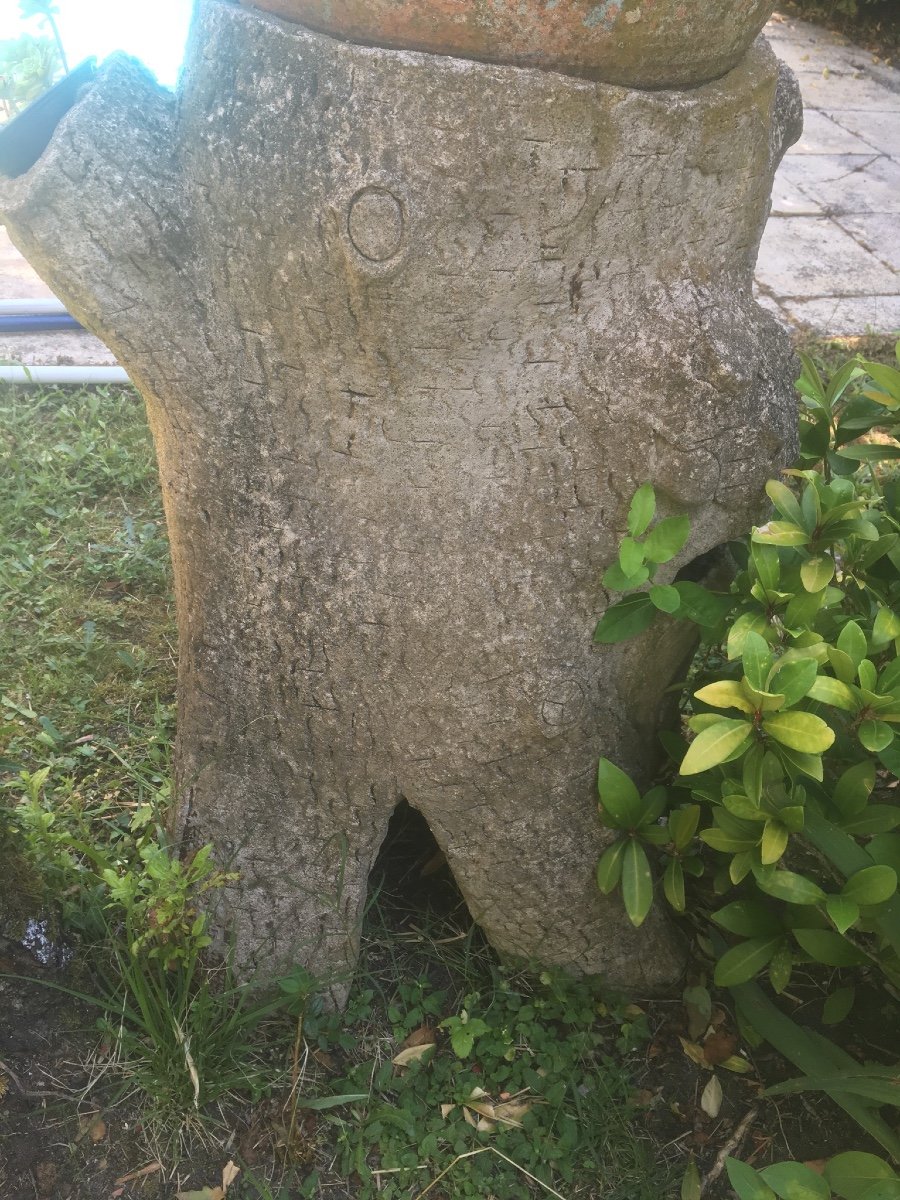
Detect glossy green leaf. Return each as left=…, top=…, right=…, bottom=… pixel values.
left=669, top=804, right=700, bottom=851
left=596, top=758, right=643, bottom=827
left=760, top=1161, right=831, bottom=1200
left=806, top=676, right=859, bottom=712
left=768, top=941, right=793, bottom=994
left=752, top=542, right=781, bottom=592
left=793, top=928, right=868, bottom=967
left=714, top=937, right=782, bottom=986
left=728, top=612, right=771, bottom=661
left=768, top=659, right=818, bottom=709
left=602, top=561, right=650, bottom=591
left=673, top=581, right=734, bottom=628
left=681, top=719, right=753, bottom=775
left=622, top=839, right=653, bottom=928
left=786, top=589, right=827, bottom=630
left=744, top=631, right=774, bottom=692
left=723, top=792, right=766, bottom=821
left=663, top=857, right=685, bottom=912
left=873, top=607, right=900, bottom=648
left=766, top=479, right=806, bottom=527
left=867, top=833, right=900, bottom=873
left=644, top=514, right=691, bottom=564
left=593, top=593, right=657, bottom=643
left=776, top=745, right=824, bottom=782
left=861, top=360, right=900, bottom=404
left=694, top=680, right=755, bottom=714
left=825, top=1152, right=896, bottom=1200
left=596, top=839, right=626, bottom=894
left=649, top=583, right=681, bottom=613
left=822, top=985, right=856, bottom=1026
left=763, top=711, right=835, bottom=753
left=824, top=517, right=880, bottom=541
left=767, top=1070, right=900, bottom=1108
left=627, top=483, right=656, bottom=538
left=842, top=865, right=898, bottom=906
left=801, top=556, right=835, bottom=593
left=754, top=867, right=825, bottom=906
left=837, top=443, right=900, bottom=463
left=700, top=825, right=758, bottom=854
left=681, top=1158, right=701, bottom=1200
left=713, top=900, right=782, bottom=938
left=857, top=1180, right=900, bottom=1200
left=619, top=536, right=645, bottom=577
left=859, top=720, right=894, bottom=753
left=761, top=820, right=789, bottom=865
left=827, top=646, right=858, bottom=685
left=726, top=1158, right=777, bottom=1200
left=826, top=895, right=860, bottom=936
left=753, top=521, right=809, bottom=547
left=841, top=806, right=900, bottom=835
left=838, top=621, right=868, bottom=668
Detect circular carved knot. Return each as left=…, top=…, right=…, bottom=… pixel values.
left=347, top=186, right=404, bottom=263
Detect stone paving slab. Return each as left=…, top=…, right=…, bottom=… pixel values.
left=0, top=10, right=898, bottom=366
left=756, top=11, right=900, bottom=334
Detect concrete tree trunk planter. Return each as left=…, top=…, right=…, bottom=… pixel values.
left=0, top=0, right=801, bottom=998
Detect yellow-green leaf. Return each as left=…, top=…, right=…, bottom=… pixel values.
left=762, top=711, right=835, bottom=753
left=761, top=821, right=789, bottom=866
left=622, top=839, right=653, bottom=928
left=806, top=676, right=859, bottom=712
left=753, top=521, right=809, bottom=547
left=693, top=681, right=755, bottom=714
left=800, top=556, right=834, bottom=593
left=680, top=719, right=754, bottom=776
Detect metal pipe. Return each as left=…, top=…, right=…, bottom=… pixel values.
left=0, top=299, right=69, bottom=316
left=0, top=365, right=129, bottom=386
left=0, top=314, right=83, bottom=331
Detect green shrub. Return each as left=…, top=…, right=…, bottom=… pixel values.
left=594, top=344, right=900, bottom=1161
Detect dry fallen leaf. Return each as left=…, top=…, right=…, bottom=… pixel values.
left=493, top=1098, right=532, bottom=1125
left=678, top=1037, right=709, bottom=1068
left=401, top=1025, right=437, bottom=1050
left=392, top=1025, right=437, bottom=1068
left=440, top=1103, right=455, bottom=1119
left=175, top=1189, right=224, bottom=1200
left=89, top=1118, right=107, bottom=1143
left=703, top=1031, right=738, bottom=1066
left=700, top=1074, right=723, bottom=1119
left=312, top=1047, right=337, bottom=1072
left=392, top=1043, right=435, bottom=1068
left=115, top=1162, right=162, bottom=1185
left=222, top=1162, right=240, bottom=1192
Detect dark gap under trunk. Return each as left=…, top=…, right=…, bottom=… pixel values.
left=367, top=800, right=470, bottom=929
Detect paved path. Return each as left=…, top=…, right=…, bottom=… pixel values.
left=757, top=12, right=900, bottom=334
left=0, top=12, right=898, bottom=367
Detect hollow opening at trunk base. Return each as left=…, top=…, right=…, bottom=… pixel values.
left=367, top=800, right=472, bottom=933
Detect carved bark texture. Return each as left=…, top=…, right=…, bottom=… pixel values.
left=0, top=0, right=802, bottom=996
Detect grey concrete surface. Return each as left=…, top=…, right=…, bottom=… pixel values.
left=756, top=11, right=900, bottom=333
